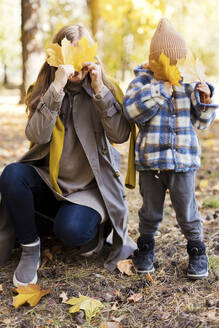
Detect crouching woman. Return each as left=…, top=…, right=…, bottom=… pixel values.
left=0, top=24, right=136, bottom=287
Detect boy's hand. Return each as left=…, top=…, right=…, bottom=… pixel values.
left=164, top=82, right=173, bottom=96
left=196, top=81, right=210, bottom=96
left=196, top=81, right=211, bottom=104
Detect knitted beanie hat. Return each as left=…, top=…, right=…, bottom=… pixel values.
left=149, top=18, right=187, bottom=65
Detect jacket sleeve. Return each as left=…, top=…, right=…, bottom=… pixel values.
left=93, top=87, right=130, bottom=143
left=189, top=82, right=218, bottom=130
left=123, top=75, right=171, bottom=124
left=25, top=83, right=65, bottom=144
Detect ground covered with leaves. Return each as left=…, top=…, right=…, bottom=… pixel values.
left=0, top=91, right=218, bottom=328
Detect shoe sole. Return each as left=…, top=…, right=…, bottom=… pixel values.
left=13, top=261, right=40, bottom=287
left=135, top=267, right=155, bottom=274
left=187, top=272, right=208, bottom=279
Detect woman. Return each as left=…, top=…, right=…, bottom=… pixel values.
left=0, top=25, right=136, bottom=287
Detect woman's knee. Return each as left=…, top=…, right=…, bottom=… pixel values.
left=0, top=163, right=25, bottom=193
left=54, top=216, right=98, bottom=247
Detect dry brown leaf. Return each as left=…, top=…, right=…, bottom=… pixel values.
left=112, top=314, right=126, bottom=323
left=117, top=259, right=134, bottom=276
left=12, top=284, right=51, bottom=308
left=0, top=284, right=3, bottom=293
left=40, top=248, right=53, bottom=269
left=207, top=310, right=217, bottom=321
left=127, top=293, right=143, bottom=303
left=99, top=322, right=122, bottom=328
left=111, top=302, right=118, bottom=311
left=146, top=272, right=155, bottom=284
left=113, top=290, right=121, bottom=298
left=2, top=318, right=12, bottom=325
left=59, top=291, right=68, bottom=303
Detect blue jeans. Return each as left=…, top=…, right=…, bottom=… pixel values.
left=0, top=163, right=101, bottom=245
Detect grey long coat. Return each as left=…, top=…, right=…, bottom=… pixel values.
left=0, top=80, right=136, bottom=270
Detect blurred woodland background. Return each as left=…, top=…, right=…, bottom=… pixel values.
left=1, top=0, right=219, bottom=102
left=0, top=2, right=219, bottom=327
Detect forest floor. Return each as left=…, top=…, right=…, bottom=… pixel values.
left=0, top=89, right=218, bottom=328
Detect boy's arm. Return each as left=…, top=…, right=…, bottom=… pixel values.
left=190, top=82, right=218, bottom=130
left=123, top=75, right=171, bottom=124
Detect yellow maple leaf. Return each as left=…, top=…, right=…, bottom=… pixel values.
left=65, top=293, right=103, bottom=322
left=12, top=284, right=51, bottom=308
left=46, top=37, right=98, bottom=71
left=150, top=52, right=181, bottom=86
left=177, top=50, right=206, bottom=83
left=46, top=43, right=64, bottom=67
left=73, top=37, right=98, bottom=71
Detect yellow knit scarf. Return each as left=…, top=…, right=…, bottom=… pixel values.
left=28, top=79, right=136, bottom=194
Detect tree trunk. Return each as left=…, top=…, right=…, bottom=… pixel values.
left=20, top=0, right=44, bottom=103
left=3, top=64, right=8, bottom=87
left=87, top=0, right=99, bottom=39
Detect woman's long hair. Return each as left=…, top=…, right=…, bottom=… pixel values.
left=26, top=25, right=117, bottom=118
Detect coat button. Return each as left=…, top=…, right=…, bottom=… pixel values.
left=115, top=171, right=120, bottom=177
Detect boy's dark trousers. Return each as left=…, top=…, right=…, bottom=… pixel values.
left=138, top=170, right=203, bottom=241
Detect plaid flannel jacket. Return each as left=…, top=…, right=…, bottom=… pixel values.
left=123, top=67, right=217, bottom=172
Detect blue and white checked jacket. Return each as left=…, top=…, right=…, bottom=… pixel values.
left=123, top=67, right=217, bottom=172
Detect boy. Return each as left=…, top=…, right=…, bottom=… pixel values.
left=123, top=18, right=218, bottom=279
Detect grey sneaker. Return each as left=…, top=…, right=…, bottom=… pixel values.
left=13, top=238, right=40, bottom=287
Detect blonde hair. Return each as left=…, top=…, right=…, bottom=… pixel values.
left=26, top=24, right=116, bottom=117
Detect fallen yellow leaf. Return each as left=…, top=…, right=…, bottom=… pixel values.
left=65, top=294, right=103, bottom=322
left=46, top=37, right=98, bottom=71
left=199, top=179, right=209, bottom=189
left=150, top=52, right=181, bottom=86
left=127, top=293, right=143, bottom=303
left=177, top=50, right=205, bottom=83
left=117, top=259, right=134, bottom=276
left=12, top=284, right=51, bottom=308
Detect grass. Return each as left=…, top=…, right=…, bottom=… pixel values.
left=202, top=197, right=219, bottom=209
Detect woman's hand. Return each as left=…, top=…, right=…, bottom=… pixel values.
left=196, top=81, right=211, bottom=104
left=83, top=62, right=105, bottom=95
left=53, top=65, right=75, bottom=92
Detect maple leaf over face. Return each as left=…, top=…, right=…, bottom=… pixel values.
left=12, top=284, right=51, bottom=308
left=150, top=52, right=181, bottom=86
left=65, top=294, right=103, bottom=322
left=177, top=50, right=206, bottom=83
left=46, top=37, right=98, bottom=72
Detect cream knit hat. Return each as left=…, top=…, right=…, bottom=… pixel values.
left=149, top=18, right=187, bottom=65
